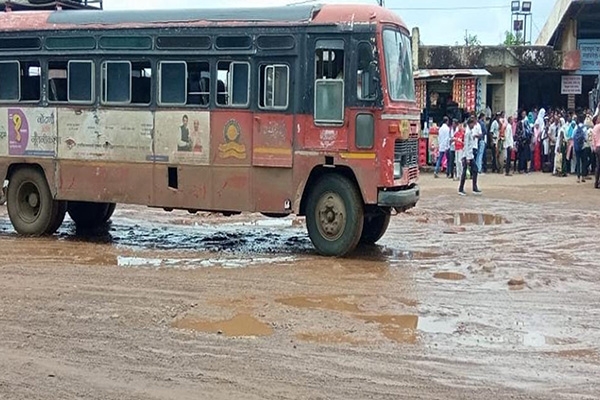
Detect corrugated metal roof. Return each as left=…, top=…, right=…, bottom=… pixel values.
left=413, top=69, right=491, bottom=79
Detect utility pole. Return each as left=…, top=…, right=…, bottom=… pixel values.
left=378, top=0, right=385, bottom=6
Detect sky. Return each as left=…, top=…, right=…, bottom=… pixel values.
left=102, top=0, right=556, bottom=45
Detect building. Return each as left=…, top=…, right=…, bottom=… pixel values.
left=412, top=26, right=562, bottom=126
left=537, top=0, right=600, bottom=109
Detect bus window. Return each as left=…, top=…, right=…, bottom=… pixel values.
left=48, top=61, right=68, bottom=102
left=159, top=61, right=187, bottom=106
left=357, top=42, right=376, bottom=101
left=216, top=61, right=250, bottom=107
left=68, top=61, right=94, bottom=104
left=101, top=61, right=151, bottom=105
left=259, top=64, right=289, bottom=110
left=187, top=61, right=210, bottom=106
left=131, top=61, right=152, bottom=105
left=102, top=61, right=131, bottom=104
left=0, top=61, right=19, bottom=101
left=314, top=40, right=344, bottom=124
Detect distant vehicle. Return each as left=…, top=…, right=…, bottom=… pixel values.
left=0, top=3, right=419, bottom=256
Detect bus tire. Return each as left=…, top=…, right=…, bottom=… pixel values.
left=103, top=203, right=117, bottom=223
left=6, top=167, right=60, bottom=236
left=46, top=200, right=68, bottom=235
left=305, top=174, right=364, bottom=257
left=68, top=201, right=110, bottom=229
left=359, top=207, right=391, bottom=245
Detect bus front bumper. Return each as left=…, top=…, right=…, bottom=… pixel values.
left=377, top=185, right=420, bottom=212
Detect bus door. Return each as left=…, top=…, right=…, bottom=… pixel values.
left=304, top=38, right=348, bottom=151
left=252, top=62, right=294, bottom=213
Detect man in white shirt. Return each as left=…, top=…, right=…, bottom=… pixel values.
left=434, top=116, right=451, bottom=178
left=458, top=117, right=482, bottom=196
left=504, top=116, right=515, bottom=176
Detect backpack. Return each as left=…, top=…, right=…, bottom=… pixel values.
left=574, top=126, right=586, bottom=150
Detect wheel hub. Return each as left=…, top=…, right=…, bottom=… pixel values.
left=28, top=193, right=39, bottom=208
left=316, top=193, right=346, bottom=241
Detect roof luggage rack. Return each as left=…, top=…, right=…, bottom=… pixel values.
left=1, top=0, right=103, bottom=11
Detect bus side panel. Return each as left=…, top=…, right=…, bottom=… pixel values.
left=209, top=111, right=253, bottom=212
left=152, top=110, right=212, bottom=210
left=0, top=106, right=58, bottom=195
left=151, top=165, right=211, bottom=211
left=253, top=167, right=294, bottom=213
left=55, top=108, right=154, bottom=204
left=57, top=160, right=153, bottom=204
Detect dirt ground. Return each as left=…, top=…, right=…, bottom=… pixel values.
left=1, top=172, right=600, bottom=400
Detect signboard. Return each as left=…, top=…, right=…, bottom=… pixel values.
left=578, top=39, right=600, bottom=75
left=561, top=75, right=582, bottom=95
left=567, top=94, right=575, bottom=110
left=57, top=109, right=153, bottom=162
left=153, top=111, right=211, bottom=165
left=0, top=107, right=57, bottom=157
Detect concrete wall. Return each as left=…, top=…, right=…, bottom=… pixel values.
left=418, top=45, right=561, bottom=70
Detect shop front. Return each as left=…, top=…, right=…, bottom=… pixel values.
left=414, top=69, right=490, bottom=165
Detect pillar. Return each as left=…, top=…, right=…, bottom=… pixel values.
left=504, top=68, right=519, bottom=115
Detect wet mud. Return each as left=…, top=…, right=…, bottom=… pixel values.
left=1, top=173, right=600, bottom=399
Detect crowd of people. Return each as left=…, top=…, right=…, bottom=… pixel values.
left=432, top=106, right=600, bottom=195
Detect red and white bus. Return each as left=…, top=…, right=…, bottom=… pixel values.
left=0, top=3, right=419, bottom=256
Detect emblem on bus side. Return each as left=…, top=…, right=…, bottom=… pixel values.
left=218, top=119, right=246, bottom=160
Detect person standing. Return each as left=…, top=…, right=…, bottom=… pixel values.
left=447, top=119, right=458, bottom=179
left=476, top=113, right=488, bottom=174
left=504, top=116, right=514, bottom=176
left=573, top=115, right=587, bottom=183
left=454, top=121, right=466, bottom=181
left=518, top=111, right=532, bottom=173
left=489, top=113, right=500, bottom=173
left=434, top=116, right=451, bottom=178
left=458, top=117, right=482, bottom=196
left=592, top=117, right=600, bottom=188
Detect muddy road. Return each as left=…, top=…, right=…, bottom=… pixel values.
left=1, top=173, right=599, bottom=400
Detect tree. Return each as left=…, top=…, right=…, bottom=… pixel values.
left=503, top=31, right=523, bottom=46
left=464, top=31, right=481, bottom=47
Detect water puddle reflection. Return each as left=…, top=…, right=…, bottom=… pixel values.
left=433, top=272, right=466, bottom=281
left=446, top=213, right=507, bottom=226
left=172, top=313, right=273, bottom=337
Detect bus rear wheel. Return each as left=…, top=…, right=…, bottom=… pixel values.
left=6, top=167, right=64, bottom=235
left=68, top=201, right=114, bottom=229
left=305, top=174, right=364, bottom=257
left=360, top=207, right=391, bottom=245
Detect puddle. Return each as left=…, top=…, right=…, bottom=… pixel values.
left=433, top=272, right=466, bottom=281
left=117, top=255, right=294, bottom=269
left=172, top=313, right=273, bottom=337
left=276, top=295, right=361, bottom=313
left=296, top=332, right=365, bottom=345
left=446, top=213, right=507, bottom=226
left=356, top=314, right=458, bottom=344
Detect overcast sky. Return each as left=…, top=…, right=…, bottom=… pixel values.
left=102, top=0, right=555, bottom=46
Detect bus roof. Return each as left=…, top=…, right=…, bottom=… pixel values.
left=0, top=4, right=408, bottom=32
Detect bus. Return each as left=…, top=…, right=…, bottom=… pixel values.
left=0, top=3, right=420, bottom=257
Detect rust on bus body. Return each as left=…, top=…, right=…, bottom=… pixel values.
left=0, top=5, right=408, bottom=33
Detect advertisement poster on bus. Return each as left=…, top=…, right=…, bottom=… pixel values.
left=0, top=108, right=57, bottom=158
left=57, top=109, right=153, bottom=162
left=153, top=111, right=210, bottom=165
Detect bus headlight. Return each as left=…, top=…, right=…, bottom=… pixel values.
left=394, top=161, right=402, bottom=179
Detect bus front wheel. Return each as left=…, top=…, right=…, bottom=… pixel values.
left=68, top=201, right=114, bottom=229
left=6, top=167, right=65, bottom=235
left=305, top=174, right=364, bottom=257
left=359, top=207, right=391, bottom=245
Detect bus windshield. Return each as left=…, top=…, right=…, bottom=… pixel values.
left=382, top=29, right=415, bottom=102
